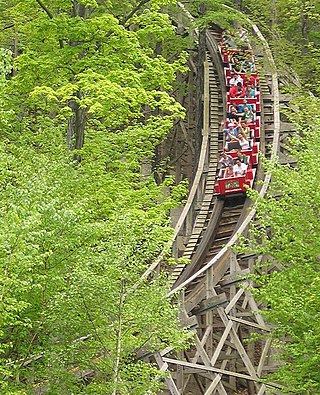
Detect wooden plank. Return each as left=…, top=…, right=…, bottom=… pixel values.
left=220, top=268, right=250, bottom=286
left=163, top=357, right=261, bottom=382
left=224, top=288, right=245, bottom=314
left=154, top=353, right=181, bottom=395
left=227, top=316, right=271, bottom=332
left=194, top=294, right=228, bottom=315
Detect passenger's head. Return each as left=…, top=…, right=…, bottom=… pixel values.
left=228, top=163, right=233, bottom=168
left=238, top=132, right=243, bottom=139
left=236, top=159, right=241, bottom=165
left=237, top=82, right=242, bottom=87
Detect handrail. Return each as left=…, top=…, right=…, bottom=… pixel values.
left=205, top=30, right=227, bottom=115
left=168, top=21, right=281, bottom=296
left=128, top=59, right=211, bottom=290
left=171, top=59, right=210, bottom=242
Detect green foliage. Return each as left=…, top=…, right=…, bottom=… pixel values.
left=0, top=0, right=192, bottom=393
left=239, top=0, right=320, bottom=92
left=245, top=96, right=320, bottom=393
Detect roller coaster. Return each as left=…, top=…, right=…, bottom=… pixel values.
left=146, top=16, right=296, bottom=395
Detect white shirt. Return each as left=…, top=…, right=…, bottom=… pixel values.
left=229, top=75, right=244, bottom=86
left=233, top=162, right=247, bottom=176
left=239, top=139, right=250, bottom=150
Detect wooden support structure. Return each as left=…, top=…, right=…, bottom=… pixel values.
left=153, top=10, right=288, bottom=393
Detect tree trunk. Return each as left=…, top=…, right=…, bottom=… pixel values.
left=300, top=1, right=309, bottom=56
left=72, top=0, right=87, bottom=18
left=67, top=96, right=88, bottom=162
left=12, top=29, right=19, bottom=76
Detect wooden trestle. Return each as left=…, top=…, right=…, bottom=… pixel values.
left=154, top=21, right=294, bottom=395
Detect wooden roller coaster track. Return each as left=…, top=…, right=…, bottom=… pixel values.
left=144, top=9, right=296, bottom=395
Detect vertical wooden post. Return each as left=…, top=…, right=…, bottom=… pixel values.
left=205, top=265, right=214, bottom=392
left=228, top=252, right=237, bottom=389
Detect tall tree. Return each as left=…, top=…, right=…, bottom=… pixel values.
left=238, top=0, right=320, bottom=90
left=245, top=97, right=320, bottom=394
left=0, top=1, right=193, bottom=393
left=0, top=0, right=187, bottom=155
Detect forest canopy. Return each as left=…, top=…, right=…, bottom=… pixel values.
left=1, top=0, right=320, bottom=394
left=0, top=1, right=192, bottom=393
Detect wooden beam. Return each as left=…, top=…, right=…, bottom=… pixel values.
left=183, top=350, right=206, bottom=393
left=217, top=352, right=241, bottom=361
left=257, top=338, right=272, bottom=377
left=163, top=357, right=260, bottom=382
left=154, top=353, right=181, bottom=395
left=220, top=269, right=250, bottom=287
left=193, top=334, right=230, bottom=395
left=211, top=320, right=233, bottom=365
left=194, top=294, right=228, bottom=315
left=224, top=288, right=245, bottom=314
left=184, top=283, right=206, bottom=313
left=245, top=290, right=267, bottom=327
left=227, top=316, right=271, bottom=332
left=257, top=383, right=267, bottom=395
left=217, top=307, right=258, bottom=378
left=192, top=326, right=212, bottom=363
left=182, top=326, right=212, bottom=393
left=204, top=375, right=226, bottom=395
left=179, top=309, right=198, bottom=330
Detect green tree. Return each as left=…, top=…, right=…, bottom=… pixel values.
left=246, top=97, right=320, bottom=393
left=0, top=0, right=187, bottom=155
left=238, top=0, right=320, bottom=91
left=0, top=1, right=192, bottom=393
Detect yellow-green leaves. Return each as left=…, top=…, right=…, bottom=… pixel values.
left=0, top=1, right=191, bottom=393
left=247, top=95, right=320, bottom=393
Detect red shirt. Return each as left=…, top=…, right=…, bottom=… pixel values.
left=244, top=74, right=259, bottom=87
left=230, top=85, right=245, bottom=98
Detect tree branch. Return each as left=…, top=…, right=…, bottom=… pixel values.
left=112, top=280, right=125, bottom=395
left=35, top=0, right=64, bottom=48
left=120, top=0, right=151, bottom=26
left=35, top=0, right=54, bottom=19
left=3, top=23, right=15, bottom=30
